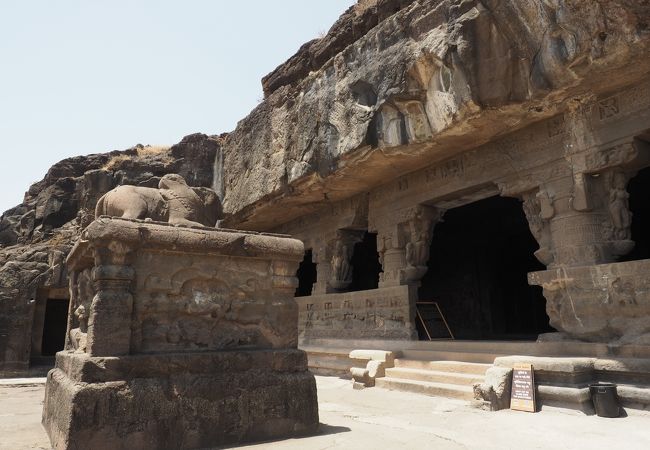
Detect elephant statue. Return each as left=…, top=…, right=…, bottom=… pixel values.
left=95, top=173, right=222, bottom=227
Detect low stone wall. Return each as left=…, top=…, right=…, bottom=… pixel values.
left=297, top=284, right=418, bottom=341
left=42, top=218, right=318, bottom=450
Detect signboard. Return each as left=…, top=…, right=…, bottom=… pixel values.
left=510, top=363, right=536, bottom=412
left=415, top=302, right=454, bottom=340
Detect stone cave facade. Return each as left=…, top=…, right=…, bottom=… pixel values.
left=3, top=0, right=650, bottom=377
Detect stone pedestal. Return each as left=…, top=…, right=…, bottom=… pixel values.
left=42, top=218, right=318, bottom=450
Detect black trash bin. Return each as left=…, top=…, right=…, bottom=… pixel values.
left=589, top=383, right=620, bottom=418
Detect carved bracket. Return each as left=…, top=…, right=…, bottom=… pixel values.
left=372, top=204, right=443, bottom=287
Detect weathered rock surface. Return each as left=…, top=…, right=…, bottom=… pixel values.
left=262, top=0, right=418, bottom=96
left=0, top=134, right=222, bottom=376
left=221, top=0, right=650, bottom=230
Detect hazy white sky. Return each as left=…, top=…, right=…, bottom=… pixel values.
left=0, top=0, right=354, bottom=213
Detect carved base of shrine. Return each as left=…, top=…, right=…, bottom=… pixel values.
left=42, top=218, right=318, bottom=450
left=529, top=259, right=650, bottom=344
left=42, top=349, right=318, bottom=450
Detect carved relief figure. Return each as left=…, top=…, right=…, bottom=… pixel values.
left=405, top=207, right=435, bottom=268
left=330, top=237, right=353, bottom=288
left=95, top=173, right=222, bottom=227
left=607, top=171, right=632, bottom=241
left=68, top=268, right=94, bottom=353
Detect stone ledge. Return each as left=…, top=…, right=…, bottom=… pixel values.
left=68, top=217, right=304, bottom=270
left=54, top=349, right=309, bottom=383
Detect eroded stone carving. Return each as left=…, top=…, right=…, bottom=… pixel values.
left=522, top=191, right=553, bottom=266
left=43, top=218, right=318, bottom=450
left=329, top=231, right=357, bottom=291
left=605, top=170, right=632, bottom=241
left=404, top=205, right=442, bottom=282
left=298, top=284, right=418, bottom=341
left=529, top=259, right=650, bottom=344
left=373, top=204, right=442, bottom=287
left=95, top=173, right=222, bottom=227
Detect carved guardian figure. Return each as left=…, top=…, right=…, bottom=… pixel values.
left=95, top=173, right=222, bottom=227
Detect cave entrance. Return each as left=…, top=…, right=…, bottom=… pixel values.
left=418, top=195, right=554, bottom=340
left=620, top=166, right=650, bottom=262
left=295, top=249, right=317, bottom=297
left=41, top=298, right=70, bottom=356
left=349, top=232, right=381, bottom=292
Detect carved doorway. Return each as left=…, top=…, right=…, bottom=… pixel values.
left=620, top=166, right=650, bottom=262
left=418, top=195, right=554, bottom=340
left=295, top=249, right=317, bottom=297
left=348, top=232, right=381, bottom=292
left=41, top=298, right=69, bottom=356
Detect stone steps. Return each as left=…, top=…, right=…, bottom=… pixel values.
left=376, top=357, right=488, bottom=401
left=399, top=349, right=501, bottom=364
left=301, top=345, right=353, bottom=378
left=393, top=359, right=491, bottom=375
left=374, top=377, right=476, bottom=400
left=385, top=367, right=485, bottom=385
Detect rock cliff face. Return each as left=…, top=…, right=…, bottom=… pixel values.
left=220, top=0, right=650, bottom=230
left=0, top=133, right=221, bottom=375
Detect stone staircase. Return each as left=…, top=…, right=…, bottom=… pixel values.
left=375, top=359, right=490, bottom=400
left=300, top=345, right=354, bottom=377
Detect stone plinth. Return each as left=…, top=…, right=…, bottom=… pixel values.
left=298, top=285, right=418, bottom=342
left=529, top=259, right=650, bottom=344
left=42, top=217, right=318, bottom=450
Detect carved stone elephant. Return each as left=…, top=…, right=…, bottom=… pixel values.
left=95, top=174, right=222, bottom=227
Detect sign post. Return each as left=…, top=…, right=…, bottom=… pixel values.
left=510, top=363, right=536, bottom=412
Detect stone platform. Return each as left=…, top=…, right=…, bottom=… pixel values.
left=42, top=218, right=319, bottom=450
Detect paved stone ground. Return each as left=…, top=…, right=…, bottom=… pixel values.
left=1, top=376, right=649, bottom=450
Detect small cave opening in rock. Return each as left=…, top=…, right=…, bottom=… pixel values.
left=619, top=166, right=650, bottom=263
left=418, top=195, right=554, bottom=340
left=295, top=249, right=317, bottom=297
left=349, top=232, right=381, bottom=292
left=41, top=298, right=70, bottom=356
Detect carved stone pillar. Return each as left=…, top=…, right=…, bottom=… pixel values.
left=520, top=173, right=634, bottom=268
left=509, top=138, right=644, bottom=268
left=87, top=241, right=135, bottom=356
left=372, top=205, right=443, bottom=288
left=547, top=174, right=613, bottom=267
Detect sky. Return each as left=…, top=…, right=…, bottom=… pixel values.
left=0, top=0, right=354, bottom=214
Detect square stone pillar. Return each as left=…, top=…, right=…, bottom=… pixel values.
left=370, top=204, right=442, bottom=288
left=42, top=217, right=318, bottom=450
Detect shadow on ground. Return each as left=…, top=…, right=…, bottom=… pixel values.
left=224, top=423, right=351, bottom=449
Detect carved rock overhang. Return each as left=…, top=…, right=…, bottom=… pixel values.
left=221, top=0, right=650, bottom=232
left=67, top=217, right=304, bottom=270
